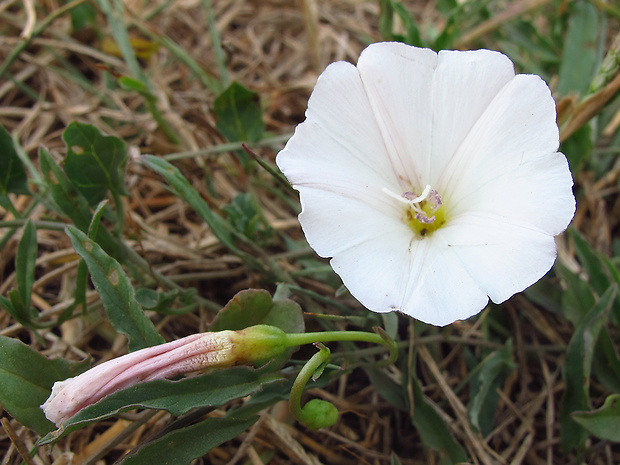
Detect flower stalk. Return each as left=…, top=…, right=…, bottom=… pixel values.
left=288, top=343, right=338, bottom=430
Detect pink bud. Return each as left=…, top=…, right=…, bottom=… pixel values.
left=42, top=326, right=290, bottom=426
left=42, top=330, right=239, bottom=426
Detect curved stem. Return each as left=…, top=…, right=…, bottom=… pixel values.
left=289, top=343, right=331, bottom=425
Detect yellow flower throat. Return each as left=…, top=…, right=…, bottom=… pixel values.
left=383, top=185, right=446, bottom=237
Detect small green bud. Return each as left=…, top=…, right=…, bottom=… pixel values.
left=299, top=399, right=339, bottom=430
left=230, top=325, right=289, bottom=363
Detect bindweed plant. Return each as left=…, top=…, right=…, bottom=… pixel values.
left=1, top=1, right=620, bottom=464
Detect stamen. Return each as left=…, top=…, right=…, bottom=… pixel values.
left=382, top=184, right=447, bottom=233
left=382, top=184, right=432, bottom=205
left=415, top=212, right=435, bottom=224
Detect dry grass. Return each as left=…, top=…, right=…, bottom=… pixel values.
left=1, top=0, right=620, bottom=464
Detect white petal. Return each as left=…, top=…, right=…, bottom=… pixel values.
left=453, top=152, right=575, bottom=235
left=330, top=234, right=489, bottom=326
left=429, top=50, right=515, bottom=186
left=276, top=60, right=401, bottom=198
left=296, top=185, right=406, bottom=258
left=356, top=42, right=437, bottom=191
left=399, top=243, right=490, bottom=326
left=439, top=74, right=561, bottom=204
left=436, top=216, right=559, bottom=303
left=328, top=230, right=419, bottom=314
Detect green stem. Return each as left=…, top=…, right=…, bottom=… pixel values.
left=0, top=219, right=68, bottom=231
left=288, top=343, right=337, bottom=430
left=202, top=0, right=229, bottom=89
left=284, top=329, right=398, bottom=365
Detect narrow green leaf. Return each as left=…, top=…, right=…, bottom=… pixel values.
left=560, top=125, right=593, bottom=176
left=392, top=1, right=424, bottom=47
left=0, top=123, right=28, bottom=196
left=94, top=0, right=149, bottom=88
left=572, top=394, right=620, bottom=442
left=0, top=295, right=15, bottom=315
left=378, top=0, right=395, bottom=40
left=569, top=229, right=620, bottom=324
left=570, top=229, right=611, bottom=296
left=560, top=284, right=617, bottom=452
left=141, top=155, right=236, bottom=249
left=214, top=82, right=265, bottom=143
left=467, top=342, right=516, bottom=436
left=16, top=219, right=37, bottom=315
left=88, top=200, right=109, bottom=239
left=65, top=226, right=164, bottom=351
left=0, top=336, right=89, bottom=435
left=39, top=146, right=93, bottom=231
left=39, top=367, right=282, bottom=444
left=62, top=122, right=128, bottom=206
left=118, top=76, right=156, bottom=101
left=118, top=408, right=258, bottom=465
left=7, top=288, right=28, bottom=325
left=142, top=155, right=269, bottom=273
left=222, top=193, right=272, bottom=244
left=555, top=263, right=596, bottom=326
left=39, top=147, right=125, bottom=261
left=365, top=367, right=408, bottom=412
left=592, top=329, right=620, bottom=393
left=135, top=288, right=197, bottom=315
left=410, top=367, right=468, bottom=463
left=557, top=1, right=600, bottom=95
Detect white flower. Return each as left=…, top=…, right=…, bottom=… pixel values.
left=276, top=42, right=575, bottom=326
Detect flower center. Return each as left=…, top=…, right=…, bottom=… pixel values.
left=382, top=185, right=446, bottom=237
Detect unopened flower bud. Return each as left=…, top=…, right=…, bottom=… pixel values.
left=42, top=325, right=289, bottom=426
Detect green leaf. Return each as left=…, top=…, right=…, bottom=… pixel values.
left=591, top=329, right=620, bottom=393
left=555, top=263, right=596, bottom=326
left=39, top=147, right=125, bottom=260
left=557, top=1, right=600, bottom=95
left=409, top=367, right=468, bottom=463
left=16, top=219, right=37, bottom=317
left=366, top=366, right=408, bottom=411
left=560, top=284, right=617, bottom=452
left=141, top=155, right=236, bottom=252
left=0, top=336, right=89, bottom=435
left=572, top=394, right=620, bottom=442
left=142, top=156, right=284, bottom=278
left=392, top=1, right=424, bottom=47
left=62, top=122, right=128, bottom=206
left=40, top=146, right=93, bottom=231
left=214, top=82, right=265, bottom=143
left=0, top=123, right=28, bottom=196
left=68, top=0, right=97, bottom=31
left=118, top=407, right=258, bottom=465
left=467, top=342, right=516, bottom=436
left=570, top=229, right=611, bottom=296
left=560, top=125, right=593, bottom=176
left=378, top=0, right=395, bottom=41
left=39, top=366, right=282, bottom=444
left=210, top=289, right=304, bottom=334
left=222, top=193, right=272, bottom=243
left=569, top=229, right=620, bottom=324
left=118, top=76, right=156, bottom=102
left=65, top=226, right=164, bottom=351
left=135, top=288, right=197, bottom=315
